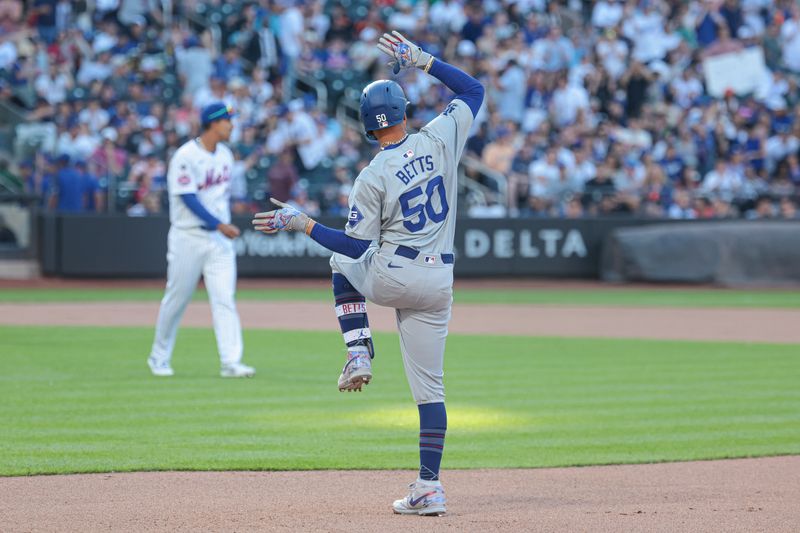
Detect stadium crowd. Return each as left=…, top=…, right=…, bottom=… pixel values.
left=1, top=0, right=799, bottom=220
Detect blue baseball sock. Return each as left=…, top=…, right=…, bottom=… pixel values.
left=332, top=273, right=374, bottom=357
left=418, top=402, right=447, bottom=481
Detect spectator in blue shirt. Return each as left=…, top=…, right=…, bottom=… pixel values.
left=461, top=4, right=488, bottom=43
left=50, top=155, right=86, bottom=212
left=696, top=8, right=724, bottom=47
left=214, top=47, right=245, bottom=80
left=32, top=0, right=57, bottom=44
left=75, top=160, right=105, bottom=212
left=660, top=145, right=686, bottom=183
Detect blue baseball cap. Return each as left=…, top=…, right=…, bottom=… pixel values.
left=200, top=102, right=236, bottom=127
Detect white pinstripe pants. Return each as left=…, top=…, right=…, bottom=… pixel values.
left=150, top=227, right=243, bottom=366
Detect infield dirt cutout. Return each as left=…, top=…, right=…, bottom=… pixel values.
left=1, top=282, right=798, bottom=532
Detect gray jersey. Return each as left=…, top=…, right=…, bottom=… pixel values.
left=344, top=98, right=474, bottom=253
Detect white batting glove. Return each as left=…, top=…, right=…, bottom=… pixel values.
left=377, top=31, right=434, bottom=74
left=252, top=198, right=312, bottom=234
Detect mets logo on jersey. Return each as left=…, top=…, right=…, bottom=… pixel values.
left=424, top=255, right=436, bottom=264
left=403, top=149, right=414, bottom=159
left=347, top=205, right=364, bottom=229
left=198, top=166, right=231, bottom=190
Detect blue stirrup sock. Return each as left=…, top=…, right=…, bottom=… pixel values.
left=418, top=402, right=447, bottom=481
left=332, top=273, right=374, bottom=358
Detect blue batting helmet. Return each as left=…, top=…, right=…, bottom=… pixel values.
left=359, top=80, right=408, bottom=141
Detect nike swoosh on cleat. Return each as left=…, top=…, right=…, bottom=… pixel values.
left=409, top=492, right=436, bottom=507
left=387, top=262, right=403, bottom=269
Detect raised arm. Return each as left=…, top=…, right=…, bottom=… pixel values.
left=377, top=31, right=484, bottom=118
left=427, top=60, right=484, bottom=118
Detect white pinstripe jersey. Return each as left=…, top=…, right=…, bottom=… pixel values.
left=167, top=139, right=234, bottom=228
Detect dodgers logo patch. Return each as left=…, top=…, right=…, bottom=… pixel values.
left=347, top=205, right=364, bottom=229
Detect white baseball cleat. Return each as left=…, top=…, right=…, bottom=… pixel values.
left=392, top=479, right=447, bottom=516
left=338, top=346, right=372, bottom=392
left=220, top=362, right=256, bottom=378
left=147, top=357, right=174, bottom=377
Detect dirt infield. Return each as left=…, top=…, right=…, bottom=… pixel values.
left=1, top=457, right=798, bottom=532
left=2, top=284, right=798, bottom=532
left=2, top=300, right=800, bottom=343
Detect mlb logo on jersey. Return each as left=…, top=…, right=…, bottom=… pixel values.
left=403, top=149, right=414, bottom=159
left=178, top=175, right=191, bottom=185
left=347, top=204, right=364, bottom=228
left=424, top=255, right=436, bottom=264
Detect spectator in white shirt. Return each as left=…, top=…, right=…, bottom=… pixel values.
left=58, top=122, right=100, bottom=162
left=528, top=148, right=560, bottom=198
left=622, top=2, right=680, bottom=63
left=35, top=64, right=72, bottom=105
left=765, top=126, right=800, bottom=173
left=571, top=145, right=597, bottom=189
left=193, top=76, right=230, bottom=111
left=756, top=71, right=789, bottom=105
left=550, top=76, right=589, bottom=128
left=0, top=35, right=17, bottom=71
left=388, top=0, right=418, bottom=33
left=701, top=159, right=744, bottom=200
left=250, top=67, right=274, bottom=105
left=495, top=59, right=527, bottom=124
left=429, top=0, right=467, bottom=33
left=76, top=50, right=113, bottom=85
left=176, top=36, right=213, bottom=96
left=595, top=29, right=628, bottom=80
left=78, top=100, right=110, bottom=134
left=592, top=0, right=624, bottom=29
left=668, top=188, right=697, bottom=219
left=780, top=6, right=800, bottom=73
left=670, top=70, right=703, bottom=108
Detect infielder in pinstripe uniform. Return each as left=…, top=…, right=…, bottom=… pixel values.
left=147, top=102, right=255, bottom=379
left=252, top=32, right=484, bottom=516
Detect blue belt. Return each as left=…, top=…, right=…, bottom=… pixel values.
left=395, top=245, right=454, bottom=264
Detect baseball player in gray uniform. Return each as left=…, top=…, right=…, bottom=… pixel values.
left=252, top=31, right=483, bottom=516
left=147, top=102, right=255, bottom=379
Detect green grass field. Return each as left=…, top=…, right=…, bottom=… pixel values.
left=1, top=325, right=798, bottom=476
left=1, top=286, right=799, bottom=307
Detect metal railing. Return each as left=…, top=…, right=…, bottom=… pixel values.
left=336, top=95, right=361, bottom=132
left=461, top=155, right=508, bottom=203
left=0, top=192, right=40, bottom=260
left=0, top=168, right=22, bottom=194
left=293, top=72, right=328, bottom=112
left=0, top=99, right=28, bottom=127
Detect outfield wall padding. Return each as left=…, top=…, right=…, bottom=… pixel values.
left=601, top=221, right=800, bottom=285
left=41, top=215, right=660, bottom=278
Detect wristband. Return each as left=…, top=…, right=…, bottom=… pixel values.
left=304, top=218, right=316, bottom=235
left=423, top=56, right=435, bottom=73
